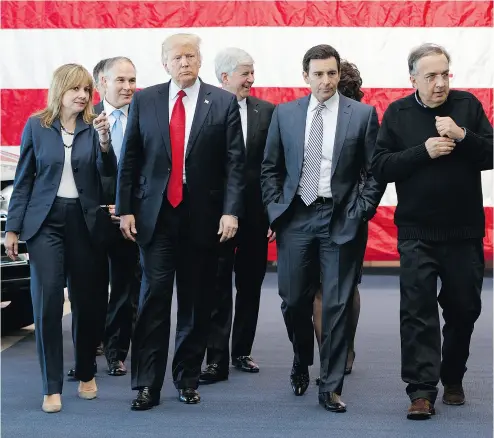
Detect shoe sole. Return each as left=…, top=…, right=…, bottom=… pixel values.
left=319, top=401, right=347, bottom=413
left=179, top=398, right=201, bottom=404
left=442, top=399, right=465, bottom=406
left=233, top=365, right=259, bottom=373
left=108, top=371, right=127, bottom=376
left=407, top=407, right=436, bottom=420
left=198, top=377, right=228, bottom=385
left=131, top=402, right=159, bottom=411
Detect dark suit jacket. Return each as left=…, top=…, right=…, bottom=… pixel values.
left=5, top=115, right=117, bottom=243
left=115, top=80, right=245, bottom=247
left=243, top=96, right=275, bottom=229
left=261, top=93, right=385, bottom=245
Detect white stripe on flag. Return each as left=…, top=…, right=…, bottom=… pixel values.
left=1, top=27, right=493, bottom=89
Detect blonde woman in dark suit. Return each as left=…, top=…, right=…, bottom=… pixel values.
left=4, top=64, right=117, bottom=413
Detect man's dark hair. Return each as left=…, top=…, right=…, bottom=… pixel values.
left=338, top=60, right=364, bottom=102
left=302, top=44, right=341, bottom=73
left=92, top=58, right=109, bottom=84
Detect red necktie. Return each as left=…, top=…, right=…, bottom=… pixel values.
left=167, top=89, right=186, bottom=207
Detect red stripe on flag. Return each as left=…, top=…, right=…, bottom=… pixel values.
left=2, top=1, right=492, bottom=29
left=1, top=88, right=492, bottom=146
left=267, top=206, right=494, bottom=262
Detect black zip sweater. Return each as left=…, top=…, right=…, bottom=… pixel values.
left=372, top=90, right=493, bottom=241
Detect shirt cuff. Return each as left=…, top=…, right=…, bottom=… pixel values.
left=455, top=127, right=467, bottom=143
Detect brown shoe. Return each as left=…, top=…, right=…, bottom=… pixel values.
left=407, top=398, right=435, bottom=420
left=443, top=384, right=465, bottom=405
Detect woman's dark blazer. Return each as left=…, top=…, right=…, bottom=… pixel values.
left=5, top=114, right=117, bottom=244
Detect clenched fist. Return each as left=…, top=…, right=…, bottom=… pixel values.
left=425, top=137, right=456, bottom=159
left=435, top=116, right=465, bottom=141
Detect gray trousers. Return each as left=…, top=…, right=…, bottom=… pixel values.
left=277, top=197, right=365, bottom=395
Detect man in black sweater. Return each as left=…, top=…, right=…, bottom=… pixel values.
left=372, top=43, right=493, bottom=420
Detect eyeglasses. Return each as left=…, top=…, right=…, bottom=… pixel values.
left=423, top=73, right=453, bottom=84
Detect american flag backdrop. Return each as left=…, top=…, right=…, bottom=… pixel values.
left=1, top=0, right=493, bottom=261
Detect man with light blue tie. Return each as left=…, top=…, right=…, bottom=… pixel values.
left=95, top=56, right=139, bottom=377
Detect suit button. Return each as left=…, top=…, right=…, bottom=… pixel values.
left=73, top=167, right=78, bottom=173
left=84, top=208, right=88, bottom=214
left=78, top=188, right=84, bottom=194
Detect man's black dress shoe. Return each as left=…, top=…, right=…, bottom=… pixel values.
left=319, top=392, right=347, bottom=413
left=131, top=387, right=160, bottom=411
left=108, top=360, right=127, bottom=376
left=199, top=363, right=228, bottom=384
left=232, top=356, right=259, bottom=373
left=67, top=362, right=97, bottom=378
left=290, top=363, right=310, bottom=396
left=178, top=388, right=201, bottom=404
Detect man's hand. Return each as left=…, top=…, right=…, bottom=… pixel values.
left=120, top=214, right=137, bottom=242
left=267, top=228, right=276, bottom=243
left=218, top=215, right=238, bottom=243
left=435, top=116, right=465, bottom=140
left=108, top=205, right=119, bottom=223
left=425, top=137, right=456, bottom=159
left=4, top=231, right=19, bottom=261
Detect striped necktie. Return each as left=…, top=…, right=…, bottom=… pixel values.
left=300, top=102, right=325, bottom=206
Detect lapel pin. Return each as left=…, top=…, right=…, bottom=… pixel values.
left=204, top=99, right=209, bottom=104
left=254, top=108, right=259, bottom=113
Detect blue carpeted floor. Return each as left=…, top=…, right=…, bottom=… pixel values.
left=2, top=273, right=492, bottom=438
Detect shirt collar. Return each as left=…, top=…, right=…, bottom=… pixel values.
left=169, top=78, right=201, bottom=101
left=103, top=99, right=129, bottom=117
left=309, top=91, right=340, bottom=112
left=414, top=90, right=429, bottom=108
left=238, top=98, right=247, bottom=110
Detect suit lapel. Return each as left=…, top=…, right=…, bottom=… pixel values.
left=186, top=83, right=212, bottom=159
left=246, top=97, right=259, bottom=154
left=331, top=96, right=352, bottom=178
left=295, top=95, right=311, bottom=174
left=94, top=101, right=104, bottom=115
left=155, top=83, right=172, bottom=161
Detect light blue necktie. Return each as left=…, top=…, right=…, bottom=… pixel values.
left=111, top=109, right=123, bottom=164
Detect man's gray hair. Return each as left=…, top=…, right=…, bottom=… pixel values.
left=408, top=43, right=451, bottom=75
left=161, top=33, right=202, bottom=64
left=103, top=57, right=136, bottom=76
left=214, top=47, right=254, bottom=83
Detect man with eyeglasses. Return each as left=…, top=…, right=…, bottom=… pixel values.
left=372, top=43, right=493, bottom=420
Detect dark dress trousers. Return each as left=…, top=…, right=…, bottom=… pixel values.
left=261, top=93, right=385, bottom=395
left=93, top=101, right=140, bottom=366
left=5, top=115, right=117, bottom=395
left=116, top=79, right=245, bottom=391
left=206, top=96, right=275, bottom=368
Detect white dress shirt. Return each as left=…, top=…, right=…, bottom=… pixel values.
left=103, top=100, right=129, bottom=134
left=238, top=98, right=248, bottom=147
left=169, top=78, right=201, bottom=183
left=57, top=130, right=79, bottom=198
left=298, top=91, right=340, bottom=198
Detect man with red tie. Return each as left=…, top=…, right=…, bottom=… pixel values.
left=116, top=33, right=245, bottom=410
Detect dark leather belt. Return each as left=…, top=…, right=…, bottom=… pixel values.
left=296, top=195, right=333, bottom=206
left=312, top=196, right=332, bottom=205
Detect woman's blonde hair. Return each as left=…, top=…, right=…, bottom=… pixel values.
left=34, top=63, right=96, bottom=127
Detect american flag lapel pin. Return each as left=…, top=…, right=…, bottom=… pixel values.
left=204, top=99, right=209, bottom=104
